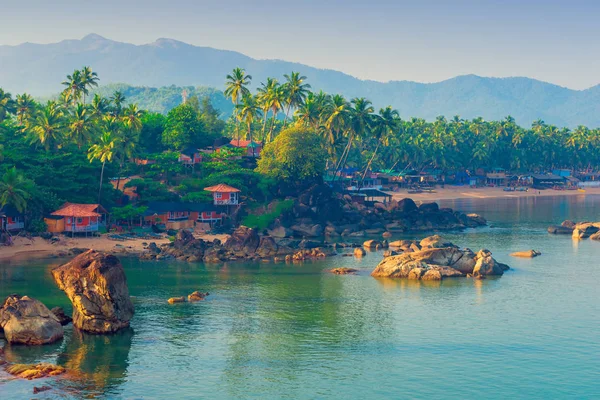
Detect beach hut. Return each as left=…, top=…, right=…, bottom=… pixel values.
left=47, top=203, right=107, bottom=236
left=0, top=205, right=25, bottom=232
left=229, top=139, right=262, bottom=157
left=204, top=184, right=241, bottom=206
left=144, top=201, right=223, bottom=230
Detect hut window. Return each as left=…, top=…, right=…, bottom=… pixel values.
left=77, top=218, right=83, bottom=224
left=215, top=192, right=222, bottom=199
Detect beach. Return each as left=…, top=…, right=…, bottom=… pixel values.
left=390, top=185, right=600, bottom=202
left=0, top=233, right=229, bottom=264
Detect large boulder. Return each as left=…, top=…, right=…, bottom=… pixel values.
left=256, top=236, right=279, bottom=257
left=51, top=250, right=134, bottom=334
left=371, top=245, right=507, bottom=279
left=397, top=198, right=418, bottom=214
left=267, top=225, right=293, bottom=238
left=590, top=231, right=600, bottom=241
left=419, top=235, right=454, bottom=249
left=0, top=295, right=63, bottom=345
left=290, top=223, right=324, bottom=238
left=572, top=223, right=600, bottom=239
left=363, top=240, right=382, bottom=249
left=418, top=202, right=439, bottom=213
left=224, top=226, right=260, bottom=255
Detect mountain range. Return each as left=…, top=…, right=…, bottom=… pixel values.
left=1, top=33, right=600, bottom=128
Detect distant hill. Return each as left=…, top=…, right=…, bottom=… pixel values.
left=2, top=34, right=600, bottom=127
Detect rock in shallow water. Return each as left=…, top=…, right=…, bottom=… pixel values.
left=0, top=295, right=64, bottom=345
left=510, top=250, right=541, bottom=258
left=51, top=250, right=134, bottom=334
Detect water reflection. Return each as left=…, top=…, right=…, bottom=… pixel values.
left=55, top=327, right=134, bottom=397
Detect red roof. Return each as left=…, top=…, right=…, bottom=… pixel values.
left=52, top=203, right=106, bottom=217
left=230, top=139, right=260, bottom=148
left=204, top=184, right=241, bottom=193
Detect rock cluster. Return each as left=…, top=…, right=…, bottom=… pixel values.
left=146, top=226, right=334, bottom=263
left=52, top=250, right=134, bottom=334
left=548, top=220, right=600, bottom=239
left=371, top=236, right=509, bottom=280
left=261, top=184, right=486, bottom=239
left=168, top=291, right=209, bottom=304
left=0, top=295, right=64, bottom=345
left=4, top=363, right=66, bottom=380
left=329, top=268, right=358, bottom=275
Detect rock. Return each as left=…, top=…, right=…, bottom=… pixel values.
left=363, top=240, right=382, bottom=249
left=419, top=202, right=439, bottom=213
left=168, top=297, right=186, bottom=304
left=590, top=231, right=600, bottom=241
left=290, top=223, right=324, bottom=238
left=510, top=250, right=541, bottom=258
left=33, top=386, right=52, bottom=394
left=348, top=231, right=365, bottom=237
left=298, top=239, right=322, bottom=249
left=561, top=220, right=576, bottom=229
left=397, top=198, right=418, bottom=213
left=354, top=247, right=366, bottom=257
left=69, top=247, right=89, bottom=255
left=267, top=226, right=293, bottom=238
left=0, top=295, right=64, bottom=345
left=365, top=228, right=384, bottom=234
left=371, top=244, right=507, bottom=279
left=147, top=242, right=160, bottom=254
left=5, top=363, right=66, bottom=380
left=256, top=236, right=279, bottom=257
left=187, top=291, right=208, bottom=302
left=419, top=235, right=453, bottom=249
left=381, top=240, right=389, bottom=248
left=174, top=230, right=195, bottom=247
left=224, top=226, right=260, bottom=255
left=466, top=213, right=487, bottom=226
left=50, top=307, right=72, bottom=326
left=422, top=269, right=443, bottom=281
left=383, top=250, right=398, bottom=257
left=472, top=249, right=508, bottom=277
left=382, top=231, right=392, bottom=238
left=389, top=240, right=412, bottom=248
left=572, top=223, right=600, bottom=239
left=329, top=268, right=358, bottom=275
left=547, top=225, right=574, bottom=234
left=51, top=250, right=134, bottom=334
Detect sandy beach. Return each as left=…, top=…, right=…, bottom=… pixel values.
left=390, top=186, right=600, bottom=203
left=0, top=233, right=229, bottom=264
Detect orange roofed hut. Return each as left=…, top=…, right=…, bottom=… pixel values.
left=204, top=184, right=240, bottom=206
left=46, top=203, right=107, bottom=235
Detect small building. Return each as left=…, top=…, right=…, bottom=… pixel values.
left=532, top=174, right=565, bottom=189
left=178, top=147, right=204, bottom=166
left=346, top=189, right=392, bottom=205
left=229, top=139, right=262, bottom=157
left=47, top=203, right=108, bottom=235
left=0, top=205, right=25, bottom=232
left=144, top=201, right=223, bottom=230
left=204, top=184, right=240, bottom=206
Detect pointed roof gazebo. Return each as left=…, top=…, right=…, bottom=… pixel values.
left=204, top=184, right=240, bottom=205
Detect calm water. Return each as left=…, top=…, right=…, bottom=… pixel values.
left=1, top=195, right=599, bottom=399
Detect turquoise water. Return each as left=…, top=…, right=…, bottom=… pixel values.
left=1, top=195, right=599, bottom=399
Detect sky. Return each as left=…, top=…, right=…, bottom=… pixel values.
left=2, top=0, right=599, bottom=89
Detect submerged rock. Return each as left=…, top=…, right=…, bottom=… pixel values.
left=5, top=363, right=66, bottom=380
left=0, top=295, right=64, bottom=345
left=354, top=247, right=366, bottom=257
left=547, top=225, right=574, bottom=234
left=329, top=268, right=358, bottom=275
left=188, top=291, right=209, bottom=302
left=52, top=250, right=134, bottom=334
left=510, top=250, right=541, bottom=258
left=50, top=307, right=72, bottom=326
left=168, top=297, right=186, bottom=304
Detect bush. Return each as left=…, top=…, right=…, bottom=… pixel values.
left=241, top=199, right=294, bottom=231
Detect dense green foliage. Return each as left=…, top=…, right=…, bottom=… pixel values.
left=242, top=199, right=294, bottom=231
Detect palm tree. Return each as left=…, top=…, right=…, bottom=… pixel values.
left=67, top=103, right=95, bottom=148
left=111, top=91, right=126, bottom=117
left=295, top=92, right=321, bottom=131
left=80, top=66, right=100, bottom=104
left=267, top=83, right=285, bottom=142
left=90, top=94, right=110, bottom=120
left=29, top=101, right=65, bottom=151
left=61, top=69, right=84, bottom=105
left=122, top=103, right=144, bottom=132
left=113, top=128, right=140, bottom=190
left=235, top=94, right=262, bottom=155
left=0, top=167, right=33, bottom=213
left=0, top=89, right=15, bottom=123
left=88, top=131, right=115, bottom=204
left=15, top=94, right=36, bottom=128
left=256, top=78, right=278, bottom=139
left=224, top=67, right=252, bottom=141
left=282, top=72, right=311, bottom=127
left=360, top=106, right=399, bottom=186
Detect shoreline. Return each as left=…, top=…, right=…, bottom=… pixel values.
left=389, top=186, right=600, bottom=203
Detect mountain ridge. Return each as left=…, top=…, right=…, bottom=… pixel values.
left=1, top=34, right=600, bottom=127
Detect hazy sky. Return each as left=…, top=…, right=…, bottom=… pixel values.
left=2, top=0, right=599, bottom=89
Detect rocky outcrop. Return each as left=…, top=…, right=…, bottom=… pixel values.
left=0, top=295, right=63, bottom=345
left=510, top=250, right=541, bottom=258
left=5, top=363, right=66, bottom=380
left=590, top=231, right=600, bottom=241
left=52, top=250, right=134, bottom=334
left=547, top=225, right=574, bottom=234
left=224, top=226, right=260, bottom=255
left=371, top=242, right=508, bottom=280
left=572, top=223, right=600, bottom=239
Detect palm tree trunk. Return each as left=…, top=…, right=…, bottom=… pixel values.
left=97, top=161, right=105, bottom=204
left=268, top=112, right=278, bottom=142
left=261, top=110, right=268, bottom=139
left=359, top=142, right=380, bottom=190
left=283, top=105, right=292, bottom=128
